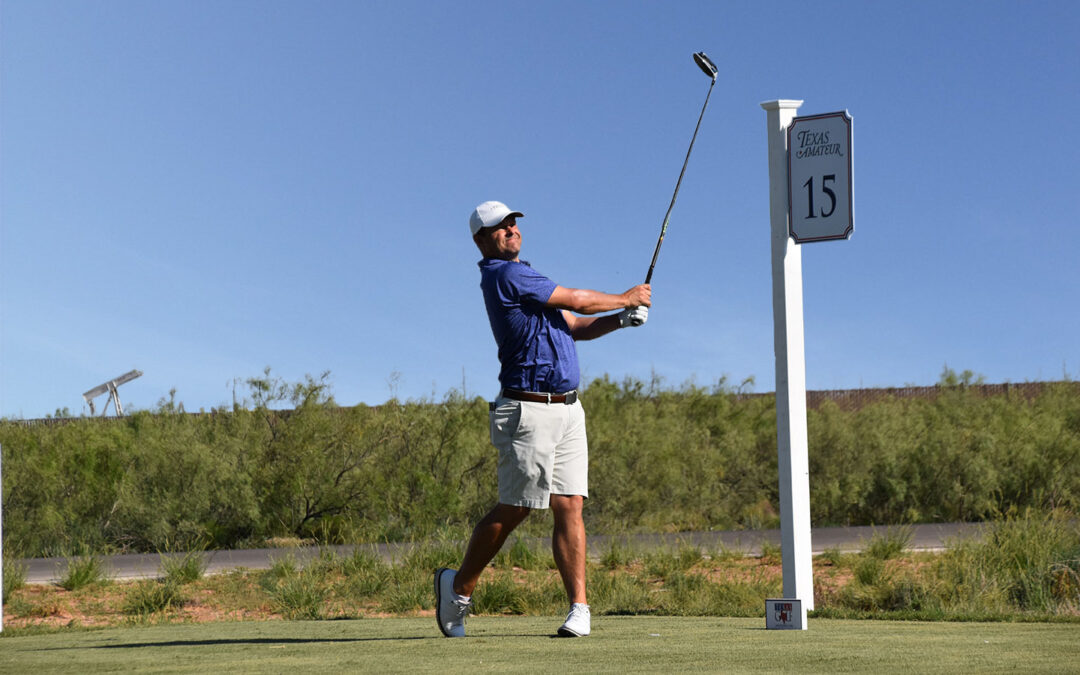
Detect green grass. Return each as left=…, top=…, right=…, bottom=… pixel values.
left=2, top=617, right=1078, bottom=673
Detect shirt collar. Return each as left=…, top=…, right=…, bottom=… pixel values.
left=478, top=258, right=531, bottom=268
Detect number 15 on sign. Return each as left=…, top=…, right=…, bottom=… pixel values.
left=787, top=111, right=853, bottom=244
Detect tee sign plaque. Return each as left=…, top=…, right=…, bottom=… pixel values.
left=787, top=110, right=853, bottom=243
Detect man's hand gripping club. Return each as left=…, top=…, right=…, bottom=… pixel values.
left=619, top=306, right=649, bottom=327
left=618, top=284, right=651, bottom=328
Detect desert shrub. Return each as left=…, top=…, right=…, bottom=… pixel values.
left=3, top=558, right=27, bottom=602
left=59, top=555, right=110, bottom=591
left=854, top=556, right=886, bottom=586
left=816, top=547, right=848, bottom=567
left=341, top=548, right=387, bottom=576
left=660, top=572, right=778, bottom=617
left=123, top=579, right=187, bottom=615
left=0, top=420, right=131, bottom=556
left=160, top=550, right=208, bottom=585
left=260, top=555, right=328, bottom=620
left=339, top=549, right=390, bottom=598
left=268, top=573, right=328, bottom=620
left=587, top=568, right=654, bottom=616
left=471, top=571, right=527, bottom=614
left=379, top=573, right=429, bottom=614
left=642, top=544, right=703, bottom=580
left=2, top=372, right=1078, bottom=557
left=864, top=526, right=913, bottom=560
left=114, top=408, right=263, bottom=551
left=585, top=376, right=778, bottom=535
left=493, top=537, right=551, bottom=571
left=600, top=539, right=639, bottom=570
left=700, top=578, right=780, bottom=616
left=810, top=382, right=1080, bottom=525
left=935, top=508, right=1080, bottom=613
left=397, top=537, right=464, bottom=574
left=759, top=541, right=782, bottom=565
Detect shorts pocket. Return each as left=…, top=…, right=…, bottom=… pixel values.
left=489, top=399, right=523, bottom=445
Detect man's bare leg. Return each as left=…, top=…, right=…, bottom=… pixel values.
left=453, top=503, right=531, bottom=597
left=550, top=494, right=587, bottom=604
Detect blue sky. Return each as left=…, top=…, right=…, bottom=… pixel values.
left=2, top=1, right=1078, bottom=418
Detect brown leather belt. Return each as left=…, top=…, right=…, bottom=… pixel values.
left=500, top=389, right=578, bottom=405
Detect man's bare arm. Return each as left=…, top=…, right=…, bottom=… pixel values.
left=561, top=311, right=623, bottom=341
left=546, top=284, right=650, bottom=315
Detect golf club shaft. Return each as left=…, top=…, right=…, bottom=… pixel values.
left=644, top=77, right=715, bottom=285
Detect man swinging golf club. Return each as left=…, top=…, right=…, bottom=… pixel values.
left=435, top=200, right=650, bottom=638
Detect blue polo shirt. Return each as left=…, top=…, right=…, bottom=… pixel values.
left=478, top=258, right=580, bottom=393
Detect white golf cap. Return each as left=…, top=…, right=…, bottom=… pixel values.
left=469, top=200, right=523, bottom=235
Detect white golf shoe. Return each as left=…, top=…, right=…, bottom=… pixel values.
left=558, top=603, right=591, bottom=637
left=434, top=567, right=471, bottom=637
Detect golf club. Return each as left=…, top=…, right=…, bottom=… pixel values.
left=633, top=51, right=717, bottom=325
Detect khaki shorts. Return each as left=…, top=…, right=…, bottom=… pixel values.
left=489, top=396, right=588, bottom=509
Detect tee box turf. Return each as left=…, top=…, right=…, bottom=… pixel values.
left=765, top=599, right=806, bottom=630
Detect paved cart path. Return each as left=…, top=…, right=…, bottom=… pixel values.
left=17, top=522, right=982, bottom=585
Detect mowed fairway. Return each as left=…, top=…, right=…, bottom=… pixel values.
left=2, top=617, right=1078, bottom=673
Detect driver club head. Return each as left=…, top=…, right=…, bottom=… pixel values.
left=693, top=51, right=718, bottom=81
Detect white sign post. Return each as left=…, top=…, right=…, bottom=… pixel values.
left=788, top=111, right=854, bottom=243
left=760, top=101, right=855, bottom=631
left=761, top=99, right=813, bottom=630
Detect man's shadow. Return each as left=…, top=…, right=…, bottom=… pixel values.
left=33, top=633, right=559, bottom=651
